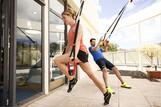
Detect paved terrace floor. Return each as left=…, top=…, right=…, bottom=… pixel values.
left=24, top=72, right=161, bottom=107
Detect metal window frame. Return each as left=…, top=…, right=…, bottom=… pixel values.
left=34, top=0, right=45, bottom=6
left=0, top=0, right=17, bottom=106
left=3, top=0, right=46, bottom=106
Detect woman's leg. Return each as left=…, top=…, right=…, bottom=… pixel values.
left=79, top=62, right=107, bottom=94
left=53, top=53, right=73, bottom=80
left=79, top=62, right=111, bottom=105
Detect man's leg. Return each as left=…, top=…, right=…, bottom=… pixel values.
left=111, top=66, right=124, bottom=84
left=112, top=66, right=131, bottom=89
left=105, top=58, right=124, bottom=84
left=104, top=58, right=131, bottom=89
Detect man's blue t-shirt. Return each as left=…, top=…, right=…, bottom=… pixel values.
left=89, top=46, right=104, bottom=61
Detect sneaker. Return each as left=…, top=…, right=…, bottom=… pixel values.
left=107, top=86, right=115, bottom=94
left=67, top=78, right=77, bottom=93
left=104, top=91, right=111, bottom=105
left=121, top=82, right=131, bottom=89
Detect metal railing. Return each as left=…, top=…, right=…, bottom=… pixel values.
left=103, top=50, right=161, bottom=68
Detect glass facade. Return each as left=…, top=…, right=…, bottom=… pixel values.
left=1, top=0, right=66, bottom=103
left=49, top=0, right=66, bottom=90
left=16, top=0, right=42, bottom=103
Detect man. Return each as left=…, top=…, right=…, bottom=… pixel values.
left=89, top=38, right=131, bottom=94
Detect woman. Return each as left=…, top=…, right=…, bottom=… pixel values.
left=53, top=7, right=111, bottom=105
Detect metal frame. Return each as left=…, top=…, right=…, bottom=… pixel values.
left=0, top=0, right=16, bottom=106
left=0, top=0, right=3, bottom=84
left=34, top=0, right=45, bottom=6
left=0, top=0, right=4, bottom=105
left=9, top=0, right=16, bottom=106
left=3, top=0, right=12, bottom=106
left=41, top=0, right=49, bottom=95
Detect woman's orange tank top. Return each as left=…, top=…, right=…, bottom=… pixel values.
left=68, top=24, right=88, bottom=53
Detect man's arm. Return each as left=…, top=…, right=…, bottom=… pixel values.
left=102, top=40, right=109, bottom=52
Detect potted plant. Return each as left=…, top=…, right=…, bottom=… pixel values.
left=140, top=44, right=161, bottom=80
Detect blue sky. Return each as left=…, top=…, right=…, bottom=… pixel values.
left=99, top=0, right=155, bottom=19
left=99, top=0, right=127, bottom=19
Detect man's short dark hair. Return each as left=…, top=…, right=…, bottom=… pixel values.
left=90, top=38, right=96, bottom=42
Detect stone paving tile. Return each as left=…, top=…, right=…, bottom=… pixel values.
left=146, top=96, right=161, bottom=107
left=32, top=95, right=66, bottom=107
left=25, top=74, right=161, bottom=107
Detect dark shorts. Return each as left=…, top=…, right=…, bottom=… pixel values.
left=77, top=50, right=88, bottom=63
left=96, top=58, right=114, bottom=70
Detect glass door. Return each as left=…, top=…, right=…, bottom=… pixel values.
left=49, top=0, right=66, bottom=90
left=16, top=0, right=43, bottom=104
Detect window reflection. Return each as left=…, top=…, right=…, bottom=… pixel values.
left=16, top=0, right=42, bottom=103
left=17, top=27, right=41, bottom=68
left=49, top=11, right=65, bottom=81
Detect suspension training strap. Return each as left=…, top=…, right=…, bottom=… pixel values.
left=68, top=0, right=85, bottom=76
left=103, top=2, right=128, bottom=40
left=109, top=3, right=128, bottom=38
left=70, top=0, right=84, bottom=57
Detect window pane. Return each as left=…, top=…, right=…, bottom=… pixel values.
left=16, top=0, right=42, bottom=102
left=50, top=0, right=64, bottom=14
left=49, top=11, right=65, bottom=81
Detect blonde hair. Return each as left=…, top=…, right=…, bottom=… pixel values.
left=62, top=7, right=76, bottom=20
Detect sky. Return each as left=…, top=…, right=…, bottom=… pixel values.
left=99, top=0, right=127, bottom=19
left=99, top=0, right=155, bottom=19
left=94, top=0, right=161, bottom=49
